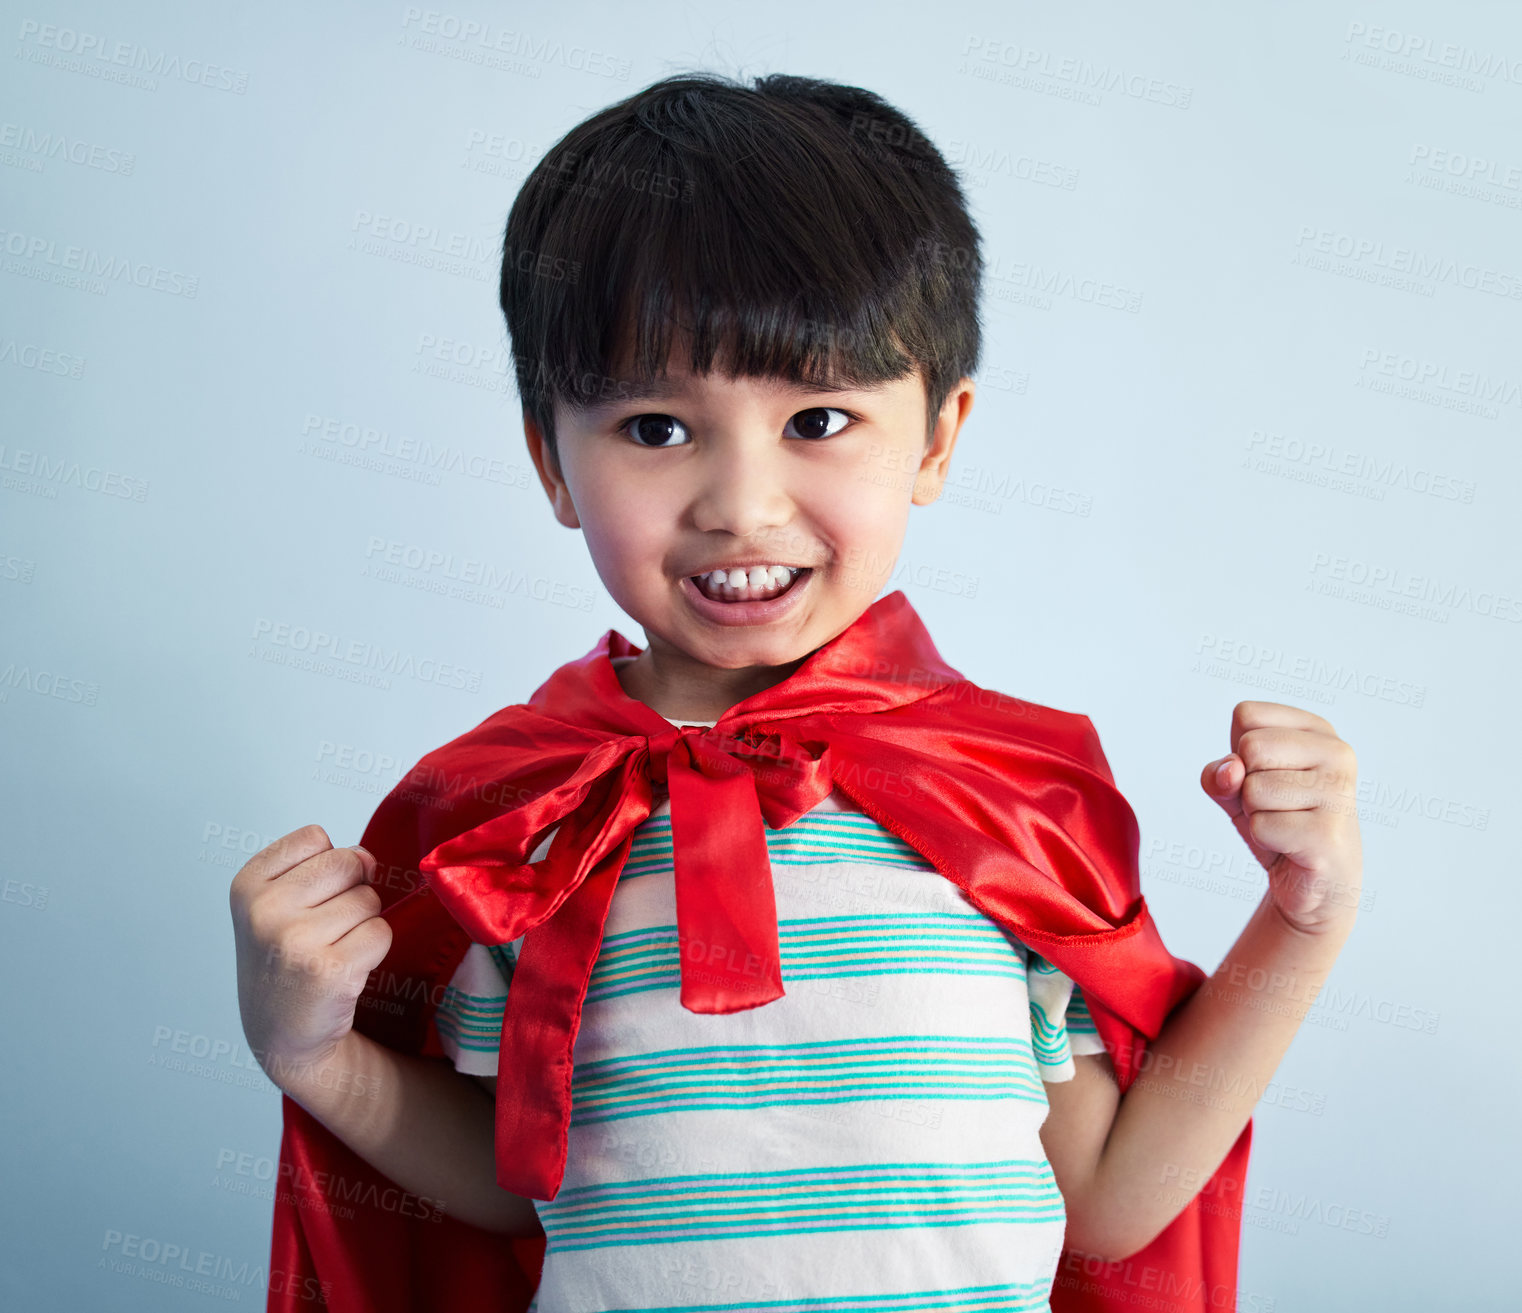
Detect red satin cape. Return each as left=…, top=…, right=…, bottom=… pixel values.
left=268, top=590, right=1249, bottom=1312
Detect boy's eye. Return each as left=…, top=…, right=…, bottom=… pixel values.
left=784, top=407, right=854, bottom=440
left=618, top=407, right=855, bottom=448
left=622, top=414, right=691, bottom=447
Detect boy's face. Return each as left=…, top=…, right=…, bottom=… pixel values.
left=523, top=350, right=974, bottom=717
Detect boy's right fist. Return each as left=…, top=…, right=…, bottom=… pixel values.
left=228, top=824, right=393, bottom=1093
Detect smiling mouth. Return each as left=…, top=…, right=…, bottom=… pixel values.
left=690, top=566, right=811, bottom=603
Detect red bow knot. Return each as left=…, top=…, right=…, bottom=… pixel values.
left=646, top=723, right=834, bottom=1012
left=423, top=720, right=835, bottom=1016
left=419, top=716, right=837, bottom=1196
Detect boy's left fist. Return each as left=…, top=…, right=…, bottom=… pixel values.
left=1199, top=700, right=1363, bottom=936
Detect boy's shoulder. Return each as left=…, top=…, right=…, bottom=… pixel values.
left=905, top=675, right=1117, bottom=780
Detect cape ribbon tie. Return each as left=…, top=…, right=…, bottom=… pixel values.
left=655, top=722, right=819, bottom=1012
left=424, top=720, right=834, bottom=1198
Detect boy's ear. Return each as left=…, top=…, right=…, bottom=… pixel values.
left=523, top=410, right=581, bottom=529
left=911, top=376, right=975, bottom=506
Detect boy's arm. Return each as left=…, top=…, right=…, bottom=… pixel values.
left=280, top=1029, right=542, bottom=1237
left=229, top=824, right=540, bottom=1239
left=1042, top=892, right=1353, bottom=1260
left=1040, top=701, right=1362, bottom=1261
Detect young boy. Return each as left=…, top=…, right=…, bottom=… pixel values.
left=230, top=73, right=1362, bottom=1313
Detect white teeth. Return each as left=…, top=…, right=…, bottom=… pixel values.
left=703, top=566, right=795, bottom=588
left=693, top=565, right=805, bottom=602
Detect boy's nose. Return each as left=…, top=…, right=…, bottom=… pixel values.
left=688, top=437, right=796, bottom=541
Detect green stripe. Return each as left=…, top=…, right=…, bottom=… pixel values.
left=486, top=942, right=516, bottom=980
left=579, top=1033, right=1024, bottom=1069
left=1066, top=985, right=1100, bottom=1037
left=434, top=984, right=511, bottom=1052
left=569, top=1035, right=1048, bottom=1124
left=554, top=1156, right=1052, bottom=1195
left=538, top=1159, right=1064, bottom=1252
left=621, top=812, right=930, bottom=877
left=604, top=1277, right=1055, bottom=1313
left=1028, top=995, right=1069, bottom=1064
left=586, top=915, right=1024, bottom=1005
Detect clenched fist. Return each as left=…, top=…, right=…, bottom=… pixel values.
left=1199, top=700, right=1364, bottom=936
left=228, top=824, right=394, bottom=1093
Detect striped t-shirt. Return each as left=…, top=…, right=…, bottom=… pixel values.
left=435, top=719, right=1107, bottom=1313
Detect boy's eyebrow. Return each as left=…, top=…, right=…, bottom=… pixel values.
left=576, top=375, right=875, bottom=413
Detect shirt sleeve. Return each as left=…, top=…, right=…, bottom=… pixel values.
left=1028, top=950, right=1107, bottom=1084
left=433, top=939, right=518, bottom=1076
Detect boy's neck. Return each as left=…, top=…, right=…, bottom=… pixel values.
left=612, top=649, right=809, bottom=724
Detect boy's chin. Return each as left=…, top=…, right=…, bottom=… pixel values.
left=658, top=632, right=813, bottom=672
left=636, top=617, right=821, bottom=674
left=677, top=617, right=881, bottom=675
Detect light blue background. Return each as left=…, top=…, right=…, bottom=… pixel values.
left=2, top=2, right=1517, bottom=1309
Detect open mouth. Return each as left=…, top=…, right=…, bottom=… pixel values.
left=689, top=566, right=811, bottom=604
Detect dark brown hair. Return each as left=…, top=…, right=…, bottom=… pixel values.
left=499, top=71, right=984, bottom=460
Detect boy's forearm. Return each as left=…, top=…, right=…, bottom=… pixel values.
left=1083, top=890, right=1354, bottom=1258
left=276, top=1030, right=541, bottom=1237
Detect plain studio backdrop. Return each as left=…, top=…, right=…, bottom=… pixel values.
left=2, top=2, right=1517, bottom=1309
